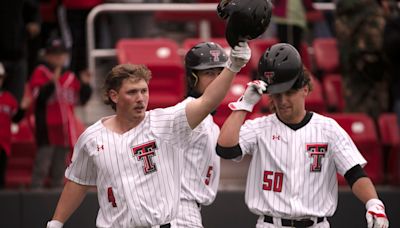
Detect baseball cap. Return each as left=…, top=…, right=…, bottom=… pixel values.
left=45, top=37, right=68, bottom=54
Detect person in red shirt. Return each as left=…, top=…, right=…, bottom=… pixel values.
left=0, top=62, right=30, bottom=189
left=29, top=37, right=92, bottom=189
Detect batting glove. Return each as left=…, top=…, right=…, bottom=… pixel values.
left=228, top=80, right=267, bottom=112
left=366, top=199, right=389, bottom=228
left=46, top=220, right=63, bottom=228
left=227, top=41, right=251, bottom=73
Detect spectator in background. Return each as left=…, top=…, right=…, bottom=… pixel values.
left=29, top=38, right=92, bottom=189
left=0, top=62, right=31, bottom=189
left=62, top=0, right=103, bottom=79
left=272, top=0, right=321, bottom=51
left=335, top=0, right=389, bottom=122
left=100, top=0, right=159, bottom=49
left=0, top=0, right=41, bottom=103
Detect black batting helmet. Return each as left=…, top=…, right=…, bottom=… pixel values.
left=258, top=43, right=306, bottom=94
left=217, top=0, right=272, bottom=48
left=185, top=42, right=228, bottom=92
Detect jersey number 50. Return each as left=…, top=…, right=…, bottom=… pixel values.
left=262, top=170, right=283, bottom=192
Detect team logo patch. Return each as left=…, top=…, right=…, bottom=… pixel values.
left=306, top=144, right=328, bottom=172
left=210, top=50, right=221, bottom=62
left=131, top=140, right=158, bottom=175
left=264, top=71, right=275, bottom=84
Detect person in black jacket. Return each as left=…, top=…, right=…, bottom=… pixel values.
left=0, top=0, right=41, bottom=103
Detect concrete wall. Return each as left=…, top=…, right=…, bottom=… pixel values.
left=0, top=189, right=399, bottom=228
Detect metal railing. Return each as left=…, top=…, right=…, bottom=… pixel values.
left=86, top=2, right=335, bottom=82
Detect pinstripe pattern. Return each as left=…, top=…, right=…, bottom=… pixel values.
left=238, top=113, right=366, bottom=219
left=66, top=105, right=191, bottom=227
left=171, top=97, right=220, bottom=228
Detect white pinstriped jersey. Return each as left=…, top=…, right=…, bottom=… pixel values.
left=238, top=112, right=366, bottom=219
left=65, top=105, right=191, bottom=227
left=176, top=97, right=220, bottom=205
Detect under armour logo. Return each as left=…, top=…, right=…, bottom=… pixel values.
left=97, top=145, right=104, bottom=151
left=272, top=135, right=280, bottom=140
left=210, top=50, right=221, bottom=62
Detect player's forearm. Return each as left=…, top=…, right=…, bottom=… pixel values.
left=186, top=68, right=236, bottom=129
left=351, top=177, right=379, bottom=204
left=218, top=110, right=247, bottom=146
left=201, top=68, right=236, bottom=108
left=52, top=180, right=90, bottom=223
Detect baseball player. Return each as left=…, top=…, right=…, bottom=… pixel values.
left=46, top=41, right=250, bottom=228
left=216, top=43, right=389, bottom=228
left=170, top=42, right=227, bottom=227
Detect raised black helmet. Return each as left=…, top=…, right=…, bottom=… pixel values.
left=217, top=0, right=272, bottom=48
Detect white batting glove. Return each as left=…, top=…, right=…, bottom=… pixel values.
left=228, top=80, right=267, bottom=112
left=46, top=220, right=63, bottom=228
left=227, top=41, right=251, bottom=73
left=365, top=199, right=389, bottom=228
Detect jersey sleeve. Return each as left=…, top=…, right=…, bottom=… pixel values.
left=65, top=135, right=97, bottom=186
left=328, top=119, right=367, bottom=176
left=150, top=104, right=192, bottom=148
left=238, top=118, right=260, bottom=157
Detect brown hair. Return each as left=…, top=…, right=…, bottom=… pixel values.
left=103, top=64, right=152, bottom=110
left=268, top=66, right=314, bottom=113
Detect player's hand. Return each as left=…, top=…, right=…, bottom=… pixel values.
left=228, top=80, right=267, bottom=112
left=365, top=199, right=389, bottom=228
left=46, top=220, right=63, bottom=228
left=227, top=41, right=251, bottom=73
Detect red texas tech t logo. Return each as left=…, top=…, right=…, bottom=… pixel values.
left=131, top=141, right=158, bottom=175
left=306, top=144, right=328, bottom=172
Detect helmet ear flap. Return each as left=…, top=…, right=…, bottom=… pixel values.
left=191, top=72, right=199, bottom=88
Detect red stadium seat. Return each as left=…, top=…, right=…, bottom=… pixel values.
left=312, top=38, right=340, bottom=76
left=305, top=76, right=326, bottom=113
left=326, top=113, right=384, bottom=185
left=6, top=117, right=36, bottom=188
left=300, top=42, right=312, bottom=70
left=322, top=74, right=344, bottom=112
left=116, top=38, right=185, bottom=110
left=378, top=113, right=400, bottom=185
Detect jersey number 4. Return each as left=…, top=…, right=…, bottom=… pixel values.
left=262, top=170, right=283, bottom=192
left=108, top=187, right=117, bottom=207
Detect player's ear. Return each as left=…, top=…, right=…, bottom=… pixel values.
left=109, top=89, right=118, bottom=104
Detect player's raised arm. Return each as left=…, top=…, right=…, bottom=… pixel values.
left=185, top=42, right=250, bottom=129
left=46, top=181, right=90, bottom=228
left=216, top=81, right=266, bottom=158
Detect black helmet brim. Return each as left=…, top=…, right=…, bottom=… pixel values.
left=266, top=75, right=299, bottom=94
